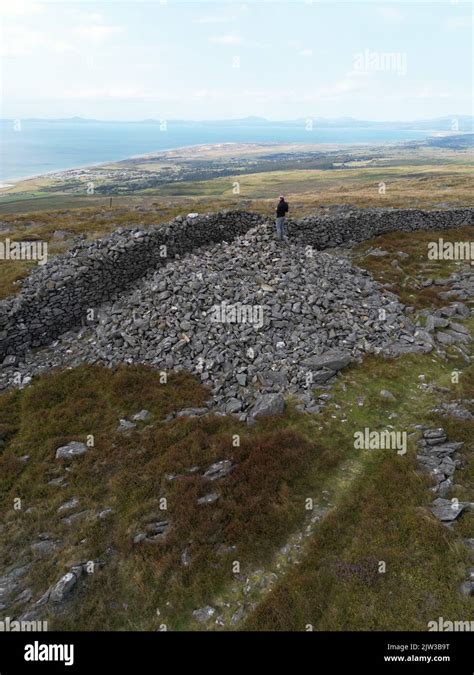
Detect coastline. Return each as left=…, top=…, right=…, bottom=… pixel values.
left=0, top=130, right=470, bottom=195
left=0, top=140, right=351, bottom=186
left=0, top=140, right=340, bottom=186
left=0, top=128, right=455, bottom=187
left=0, top=141, right=264, bottom=186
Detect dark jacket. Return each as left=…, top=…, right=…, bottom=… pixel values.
left=276, top=200, right=289, bottom=217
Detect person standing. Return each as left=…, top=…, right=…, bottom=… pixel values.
left=275, top=195, right=289, bottom=241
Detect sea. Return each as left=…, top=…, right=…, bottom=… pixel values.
left=0, top=119, right=434, bottom=184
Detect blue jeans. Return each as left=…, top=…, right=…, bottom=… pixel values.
left=276, top=216, right=286, bottom=240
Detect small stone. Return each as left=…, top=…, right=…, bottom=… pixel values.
left=175, top=407, right=208, bottom=418
left=192, top=606, right=216, bottom=623
left=48, top=476, right=67, bottom=487
left=423, top=428, right=447, bottom=445
left=117, top=419, right=136, bottom=432
left=131, top=409, right=151, bottom=422
left=31, top=540, right=60, bottom=557
left=225, top=398, right=243, bottom=414
left=62, top=510, right=92, bottom=526
left=203, top=460, right=233, bottom=481
left=57, top=497, right=79, bottom=514
left=97, top=507, right=114, bottom=520
left=55, top=441, right=88, bottom=460
left=379, top=389, right=396, bottom=402
left=231, top=605, right=246, bottom=624
left=181, top=549, right=191, bottom=567
left=2, top=355, right=17, bottom=367
left=197, top=493, right=220, bottom=505
left=459, top=581, right=474, bottom=597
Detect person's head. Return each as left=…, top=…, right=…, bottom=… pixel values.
left=279, top=195, right=285, bottom=201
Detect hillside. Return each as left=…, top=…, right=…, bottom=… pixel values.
left=0, top=206, right=472, bottom=631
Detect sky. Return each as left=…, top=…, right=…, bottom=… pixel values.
left=0, top=0, right=472, bottom=121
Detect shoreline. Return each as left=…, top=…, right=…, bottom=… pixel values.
left=0, top=129, right=470, bottom=189
left=0, top=131, right=453, bottom=187
left=0, top=140, right=360, bottom=186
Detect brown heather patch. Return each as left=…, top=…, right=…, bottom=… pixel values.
left=243, top=454, right=472, bottom=631
left=353, top=226, right=473, bottom=310
left=0, top=364, right=330, bottom=630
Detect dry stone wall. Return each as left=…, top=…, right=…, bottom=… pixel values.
left=290, top=207, right=473, bottom=248
left=0, top=207, right=472, bottom=361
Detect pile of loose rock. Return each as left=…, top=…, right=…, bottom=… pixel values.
left=0, top=222, right=431, bottom=418
left=417, top=428, right=465, bottom=501
left=417, top=427, right=473, bottom=597
left=0, top=207, right=471, bottom=361
left=0, top=210, right=264, bottom=358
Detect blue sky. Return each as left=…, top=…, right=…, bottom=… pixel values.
left=1, top=0, right=472, bottom=121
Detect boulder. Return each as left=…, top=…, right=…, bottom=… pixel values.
left=302, top=350, right=352, bottom=372
left=49, top=571, right=78, bottom=603
left=250, top=393, right=285, bottom=419
left=430, top=498, right=466, bottom=522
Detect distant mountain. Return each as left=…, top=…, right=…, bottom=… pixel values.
left=165, top=115, right=474, bottom=131
left=2, top=115, right=473, bottom=132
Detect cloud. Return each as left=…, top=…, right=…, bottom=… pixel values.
left=194, top=15, right=233, bottom=24
left=299, top=48, right=313, bottom=57
left=0, top=1, right=45, bottom=18
left=408, top=84, right=452, bottom=100
left=446, top=16, right=473, bottom=29
left=209, top=35, right=243, bottom=45
left=74, top=11, right=103, bottom=23
left=51, top=40, right=75, bottom=55
left=208, top=34, right=270, bottom=49
left=63, top=86, right=144, bottom=100
left=315, top=76, right=370, bottom=99
left=1, top=26, right=46, bottom=56
left=376, top=7, right=405, bottom=22
left=74, top=24, right=125, bottom=44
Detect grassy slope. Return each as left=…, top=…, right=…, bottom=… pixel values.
left=0, top=178, right=472, bottom=629
left=243, top=355, right=473, bottom=631
left=0, top=365, right=349, bottom=630
left=0, top=348, right=471, bottom=631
